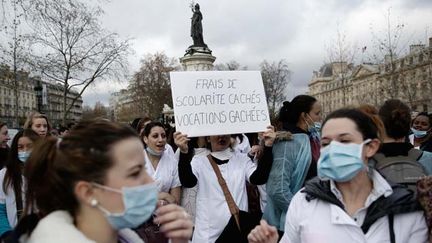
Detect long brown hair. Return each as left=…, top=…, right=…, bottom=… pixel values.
left=24, top=119, right=138, bottom=218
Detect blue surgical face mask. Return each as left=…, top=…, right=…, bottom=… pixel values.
left=313, top=122, right=322, bottom=131
left=92, top=182, right=158, bottom=230
left=18, top=151, right=31, bottom=162
left=411, top=128, right=428, bottom=138
left=318, top=139, right=371, bottom=182
left=146, top=146, right=164, bottom=157
left=306, top=114, right=321, bottom=139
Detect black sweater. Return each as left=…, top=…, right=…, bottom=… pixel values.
left=179, top=146, right=273, bottom=188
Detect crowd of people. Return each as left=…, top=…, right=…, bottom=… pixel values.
left=0, top=96, right=431, bottom=243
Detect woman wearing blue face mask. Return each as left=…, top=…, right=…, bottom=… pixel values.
left=10, top=119, right=192, bottom=243
left=0, top=129, right=39, bottom=240
left=248, top=108, right=428, bottom=243
left=410, top=112, right=432, bottom=152
left=262, top=95, right=321, bottom=237
left=142, top=122, right=181, bottom=205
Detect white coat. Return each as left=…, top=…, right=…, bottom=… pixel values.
left=144, top=149, right=181, bottom=193
left=0, top=168, right=24, bottom=228
left=280, top=170, right=428, bottom=243
left=25, top=210, right=144, bottom=243
left=190, top=151, right=257, bottom=243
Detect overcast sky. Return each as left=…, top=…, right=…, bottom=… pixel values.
left=82, top=0, right=432, bottom=107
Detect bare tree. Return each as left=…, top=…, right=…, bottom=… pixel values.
left=260, top=59, right=291, bottom=119
left=0, top=0, right=28, bottom=127
left=214, top=60, right=247, bottom=71
left=24, top=0, right=131, bottom=125
left=326, top=25, right=356, bottom=106
left=129, top=52, right=179, bottom=119
left=81, top=101, right=109, bottom=120
left=369, top=8, right=412, bottom=103
left=116, top=104, right=139, bottom=124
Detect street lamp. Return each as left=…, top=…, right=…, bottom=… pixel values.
left=34, top=80, right=43, bottom=113
left=161, top=104, right=175, bottom=128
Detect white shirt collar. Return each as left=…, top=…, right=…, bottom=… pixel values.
left=330, top=169, right=393, bottom=208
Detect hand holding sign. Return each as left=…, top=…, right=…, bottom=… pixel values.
left=262, top=125, right=276, bottom=147
left=170, top=71, right=271, bottom=137
left=174, top=132, right=190, bottom=153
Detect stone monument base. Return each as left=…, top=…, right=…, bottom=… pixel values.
left=180, top=46, right=216, bottom=71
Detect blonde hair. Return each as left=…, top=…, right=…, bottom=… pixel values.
left=23, top=112, right=51, bottom=131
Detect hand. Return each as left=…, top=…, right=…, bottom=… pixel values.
left=247, top=220, right=278, bottom=243
left=262, top=125, right=276, bottom=147
left=174, top=132, right=190, bottom=153
left=248, top=145, right=263, bottom=160
left=154, top=204, right=193, bottom=243
left=158, top=192, right=176, bottom=204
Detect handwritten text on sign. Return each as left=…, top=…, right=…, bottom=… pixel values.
left=170, top=71, right=270, bottom=137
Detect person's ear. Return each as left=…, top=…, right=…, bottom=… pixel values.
left=300, top=112, right=306, bottom=119
left=143, top=136, right=149, bottom=145
left=365, top=138, right=380, bottom=158
left=74, top=181, right=96, bottom=206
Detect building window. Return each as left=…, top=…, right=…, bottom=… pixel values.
left=423, top=104, right=428, bottom=112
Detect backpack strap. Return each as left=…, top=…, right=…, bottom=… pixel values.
left=388, top=214, right=395, bottom=243
left=373, top=152, right=421, bottom=171
left=373, top=148, right=424, bottom=171
left=407, top=148, right=423, bottom=161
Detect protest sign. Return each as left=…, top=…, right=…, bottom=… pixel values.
left=170, top=71, right=270, bottom=137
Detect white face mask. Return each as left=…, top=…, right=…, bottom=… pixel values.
left=194, top=147, right=210, bottom=156
left=146, top=146, right=165, bottom=157
left=211, top=148, right=233, bottom=160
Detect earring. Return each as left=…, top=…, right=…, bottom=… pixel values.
left=90, top=199, right=98, bottom=207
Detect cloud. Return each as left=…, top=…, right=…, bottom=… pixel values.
left=79, top=0, right=432, bottom=106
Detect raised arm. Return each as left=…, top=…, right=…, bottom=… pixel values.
left=174, top=132, right=197, bottom=188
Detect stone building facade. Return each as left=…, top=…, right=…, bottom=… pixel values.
left=0, top=66, right=36, bottom=126
left=0, top=65, right=82, bottom=127
left=109, top=89, right=135, bottom=123
left=309, top=38, right=432, bottom=116
left=43, top=82, right=83, bottom=126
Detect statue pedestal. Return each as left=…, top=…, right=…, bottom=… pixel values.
left=180, top=46, right=216, bottom=71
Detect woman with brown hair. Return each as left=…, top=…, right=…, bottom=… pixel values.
left=16, top=119, right=192, bottom=243
left=141, top=122, right=180, bottom=205
left=248, top=108, right=427, bottom=243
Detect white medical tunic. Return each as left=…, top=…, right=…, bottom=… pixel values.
left=0, top=168, right=24, bottom=228
left=191, top=151, right=257, bottom=243
left=144, top=149, right=181, bottom=193
left=280, top=170, right=428, bottom=243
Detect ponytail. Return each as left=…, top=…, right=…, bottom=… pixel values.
left=279, top=95, right=317, bottom=125
left=24, top=137, right=66, bottom=217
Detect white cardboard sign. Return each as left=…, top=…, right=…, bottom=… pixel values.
left=170, top=71, right=270, bottom=137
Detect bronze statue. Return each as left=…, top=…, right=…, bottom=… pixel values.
left=190, top=3, right=207, bottom=47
